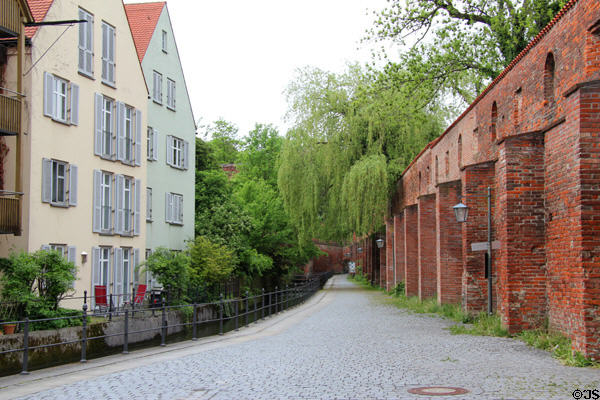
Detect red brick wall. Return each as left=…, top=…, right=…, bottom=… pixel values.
left=418, top=194, right=437, bottom=300
left=311, top=243, right=345, bottom=274
left=404, top=206, right=419, bottom=297
left=436, top=181, right=463, bottom=304
left=385, top=219, right=394, bottom=291
left=394, top=214, right=405, bottom=286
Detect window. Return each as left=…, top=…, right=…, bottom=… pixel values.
left=124, top=105, right=134, bottom=163
left=114, top=175, right=141, bottom=236
left=101, top=172, right=112, bottom=231
left=92, top=247, right=111, bottom=298
left=435, top=156, right=439, bottom=185
left=165, top=192, right=183, bottom=225
left=544, top=53, right=555, bottom=103
left=162, top=30, right=167, bottom=52
left=145, top=249, right=160, bottom=288
left=445, top=151, right=449, bottom=176
left=49, top=244, right=66, bottom=257
left=146, top=187, right=152, bottom=221
left=491, top=102, right=498, bottom=142
left=147, top=127, right=158, bottom=161
left=42, top=158, right=77, bottom=206
left=101, top=22, right=115, bottom=85
left=457, top=135, right=462, bottom=168
left=153, top=71, right=162, bottom=104
left=43, top=72, right=79, bottom=125
left=102, top=96, right=114, bottom=158
left=95, top=95, right=142, bottom=165
left=78, top=8, right=93, bottom=76
left=166, top=135, right=188, bottom=169
left=167, top=79, right=176, bottom=110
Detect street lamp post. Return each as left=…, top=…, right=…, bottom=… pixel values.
left=454, top=187, right=493, bottom=315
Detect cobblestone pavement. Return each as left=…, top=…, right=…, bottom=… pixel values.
left=13, top=275, right=600, bottom=399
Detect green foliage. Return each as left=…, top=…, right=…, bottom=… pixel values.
left=518, top=329, right=599, bottom=367
left=238, top=123, right=283, bottom=187
left=391, top=281, right=405, bottom=297
left=195, top=137, right=218, bottom=171
left=188, top=236, right=236, bottom=299
left=0, top=250, right=76, bottom=321
left=203, top=118, right=241, bottom=165
left=449, top=313, right=509, bottom=337
left=279, top=65, right=443, bottom=243
left=368, top=0, right=567, bottom=104
left=141, top=247, right=189, bottom=302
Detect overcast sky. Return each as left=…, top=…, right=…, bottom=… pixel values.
left=125, top=0, right=390, bottom=138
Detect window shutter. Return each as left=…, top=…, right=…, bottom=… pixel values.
left=70, top=83, right=79, bottom=125
left=115, top=175, right=124, bottom=234
left=133, top=248, right=140, bottom=284
left=94, top=93, right=103, bottom=156
left=92, top=169, right=102, bottom=232
left=116, top=101, right=125, bottom=162
left=92, top=247, right=101, bottom=288
left=165, top=192, right=172, bottom=223
left=41, top=158, right=52, bottom=203
left=44, top=72, right=54, bottom=117
left=183, top=140, right=189, bottom=170
left=109, top=27, right=115, bottom=84
left=114, top=247, right=123, bottom=297
left=69, top=164, right=78, bottom=206
left=41, top=244, right=51, bottom=251
left=135, top=109, right=142, bottom=166
left=67, top=246, right=77, bottom=264
left=134, top=179, right=141, bottom=236
left=102, top=23, right=108, bottom=81
left=166, top=135, right=173, bottom=166
left=152, top=128, right=159, bottom=161
left=179, top=195, right=183, bottom=223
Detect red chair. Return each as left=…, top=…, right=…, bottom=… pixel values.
left=133, top=284, right=147, bottom=306
left=94, top=285, right=108, bottom=311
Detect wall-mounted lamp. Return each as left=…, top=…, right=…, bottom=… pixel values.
left=81, top=251, right=88, bottom=264
left=453, top=202, right=469, bottom=223
left=357, top=247, right=363, bottom=254
left=376, top=238, right=384, bottom=249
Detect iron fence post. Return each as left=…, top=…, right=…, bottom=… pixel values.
left=285, top=285, right=289, bottom=310
left=261, top=288, right=265, bottom=319
left=123, top=309, right=129, bottom=354
left=109, top=293, right=113, bottom=321
left=234, top=298, right=239, bottom=331
left=21, top=317, right=29, bottom=375
left=160, top=305, right=167, bottom=346
left=81, top=299, right=87, bottom=363
left=219, top=294, right=224, bottom=335
left=254, top=291, right=257, bottom=323
left=269, top=289, right=272, bottom=316
left=192, top=303, right=198, bottom=341
left=245, top=291, right=249, bottom=327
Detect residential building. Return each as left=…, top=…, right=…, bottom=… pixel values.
left=125, top=2, right=195, bottom=283
left=0, top=0, right=148, bottom=307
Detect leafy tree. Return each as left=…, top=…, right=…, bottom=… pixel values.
left=141, top=247, right=189, bottom=302
left=196, top=137, right=218, bottom=171
left=204, top=118, right=241, bottom=165
left=0, top=250, right=76, bottom=322
left=238, top=124, right=283, bottom=187
left=188, top=236, right=236, bottom=299
left=367, top=0, right=567, bottom=103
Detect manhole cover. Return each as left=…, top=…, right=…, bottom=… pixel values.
left=408, top=387, right=469, bottom=396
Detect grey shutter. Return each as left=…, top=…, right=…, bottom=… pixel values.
left=152, top=128, right=159, bottom=161
left=166, top=135, right=173, bottom=166
left=114, top=248, right=123, bottom=299
left=70, top=83, right=79, bottom=125
left=165, top=192, right=172, bottom=223
left=67, top=246, right=77, bottom=265
left=183, top=140, right=189, bottom=170
left=94, top=93, right=103, bottom=155
left=116, top=101, right=125, bottom=162
left=115, top=175, right=124, bottom=234
left=134, top=179, right=141, bottom=235
left=41, top=158, right=52, bottom=203
left=101, top=23, right=108, bottom=81
left=69, top=164, right=78, bottom=206
left=179, top=195, right=183, bottom=223
left=44, top=72, right=54, bottom=117
left=41, top=244, right=51, bottom=251
left=109, top=27, right=115, bottom=84
left=92, top=247, right=101, bottom=290
left=133, top=248, right=140, bottom=284
left=92, top=170, right=102, bottom=232
left=135, top=109, right=142, bottom=166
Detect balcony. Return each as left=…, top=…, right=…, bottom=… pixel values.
left=0, top=191, right=21, bottom=234
left=0, top=0, right=21, bottom=38
left=0, top=93, right=20, bottom=136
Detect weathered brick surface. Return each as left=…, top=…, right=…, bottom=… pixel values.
left=394, top=214, right=405, bottom=287
left=342, top=0, right=600, bottom=358
left=311, top=243, right=345, bottom=274
left=436, top=180, right=463, bottom=304
left=385, top=219, right=394, bottom=291
left=418, top=194, right=437, bottom=300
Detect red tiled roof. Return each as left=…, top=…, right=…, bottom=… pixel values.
left=401, top=0, right=580, bottom=176
left=124, top=2, right=165, bottom=63
left=24, top=0, right=54, bottom=38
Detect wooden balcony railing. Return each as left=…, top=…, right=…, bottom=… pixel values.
left=0, top=94, right=20, bottom=136
left=0, top=0, right=21, bottom=37
left=0, top=193, right=20, bottom=234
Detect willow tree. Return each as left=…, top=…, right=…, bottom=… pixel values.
left=278, top=65, right=443, bottom=244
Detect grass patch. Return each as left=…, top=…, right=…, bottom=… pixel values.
left=346, top=277, right=598, bottom=367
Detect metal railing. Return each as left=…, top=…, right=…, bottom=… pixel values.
left=0, top=0, right=22, bottom=37
left=0, top=93, right=21, bottom=135
left=0, top=192, right=20, bottom=234
left=0, top=272, right=333, bottom=375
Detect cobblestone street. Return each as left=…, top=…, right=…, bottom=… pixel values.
left=3, top=274, right=599, bottom=399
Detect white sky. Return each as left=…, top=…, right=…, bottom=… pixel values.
left=125, top=0, right=390, bottom=138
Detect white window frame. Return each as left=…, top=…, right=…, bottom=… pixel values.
left=51, top=160, right=67, bottom=205
left=146, top=187, right=152, bottom=221
left=167, top=79, right=175, bottom=110
left=167, top=136, right=188, bottom=169
left=101, top=172, right=112, bottom=232
left=147, top=127, right=156, bottom=160
left=162, top=30, right=167, bottom=53
left=44, top=73, right=79, bottom=125
left=152, top=71, right=162, bottom=104
left=53, top=77, right=68, bottom=123
left=49, top=244, right=67, bottom=257
left=123, top=177, right=133, bottom=234
left=78, top=8, right=93, bottom=77
left=102, top=96, right=114, bottom=159
left=99, top=247, right=111, bottom=288
left=124, top=105, right=134, bottom=163
left=101, top=21, right=116, bottom=86
left=122, top=247, right=131, bottom=298
left=166, top=192, right=183, bottom=225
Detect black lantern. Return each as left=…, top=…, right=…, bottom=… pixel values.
left=453, top=202, right=469, bottom=223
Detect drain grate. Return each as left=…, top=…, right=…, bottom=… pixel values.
left=408, top=387, right=469, bottom=396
